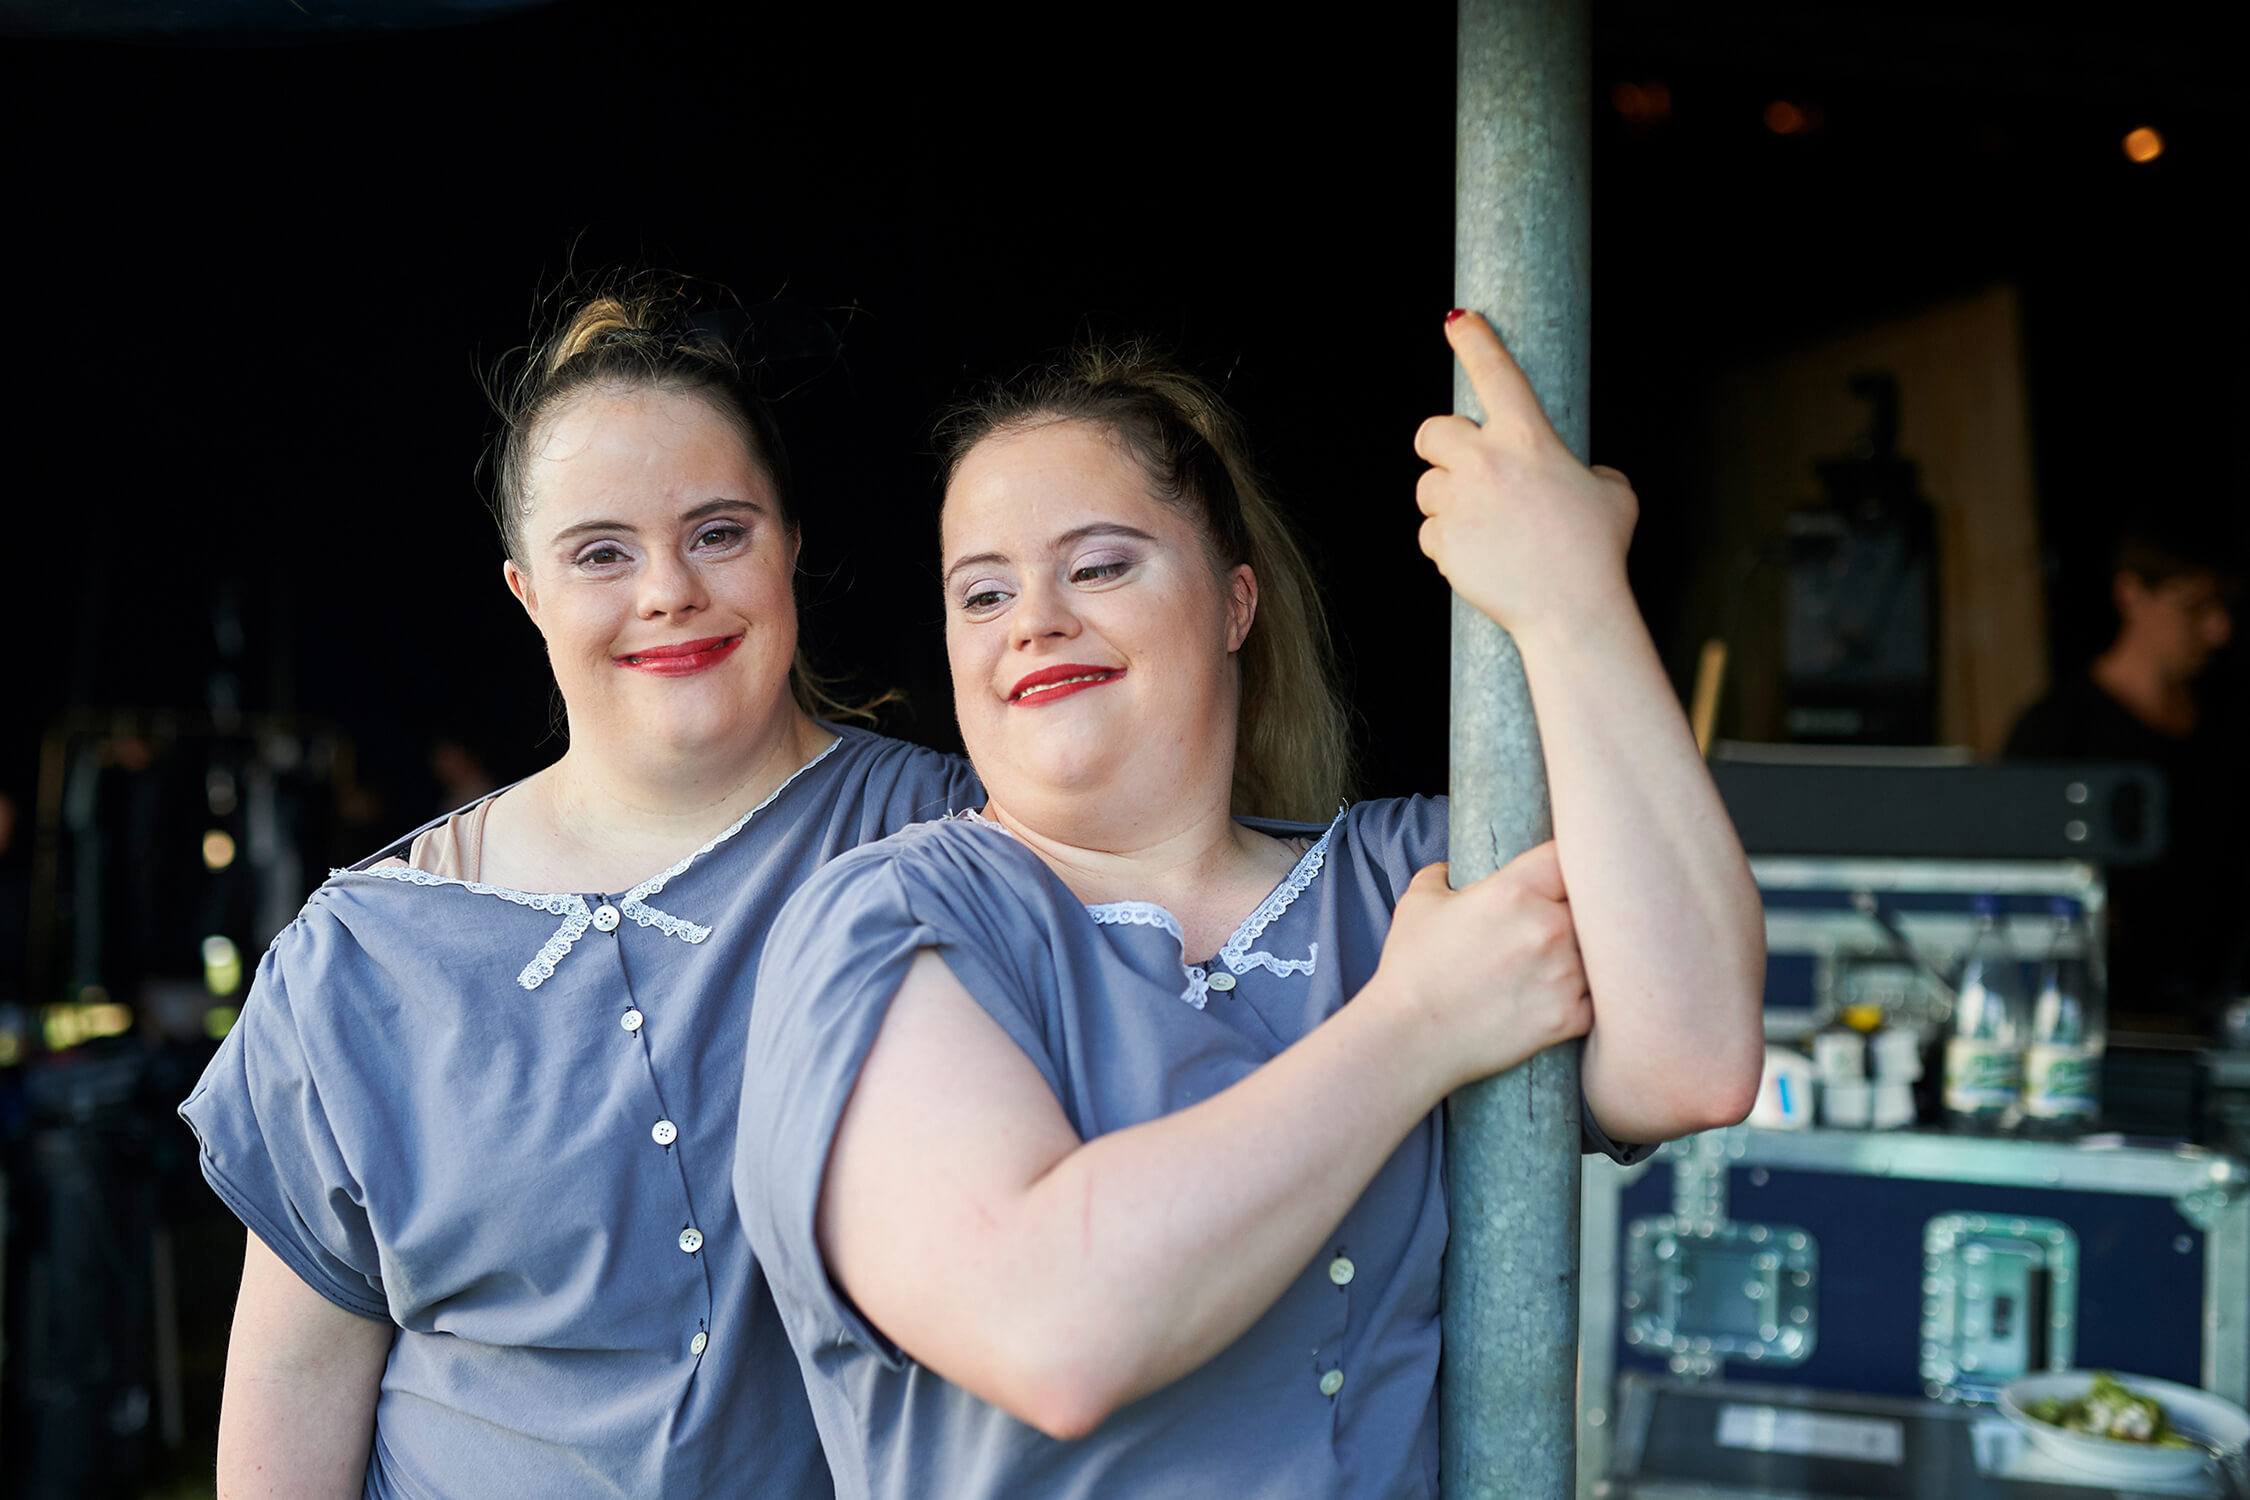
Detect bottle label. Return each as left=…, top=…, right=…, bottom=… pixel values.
left=1945, top=1037, right=2022, bottom=1112
left=2023, top=1043, right=2100, bottom=1119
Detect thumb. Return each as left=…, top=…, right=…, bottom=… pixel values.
left=1497, top=839, right=1567, bottom=902
left=1407, top=861, right=1453, bottom=897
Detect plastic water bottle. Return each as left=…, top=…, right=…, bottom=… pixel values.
left=2023, top=897, right=2104, bottom=1131
left=1945, top=896, right=2028, bottom=1131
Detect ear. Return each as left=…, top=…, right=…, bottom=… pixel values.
left=2113, top=570, right=2148, bottom=623
left=504, top=558, right=538, bottom=624
left=1224, top=563, right=1259, bottom=653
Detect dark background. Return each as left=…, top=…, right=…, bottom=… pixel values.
left=0, top=4, right=2242, bottom=1491
left=5, top=0, right=2238, bottom=839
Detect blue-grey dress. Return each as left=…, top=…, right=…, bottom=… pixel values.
left=736, top=795, right=1645, bottom=1500
left=180, top=725, right=978, bottom=1500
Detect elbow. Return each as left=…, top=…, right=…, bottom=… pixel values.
left=991, top=1358, right=1127, bottom=1442
left=1691, top=976, right=1768, bottom=1131
left=962, top=1309, right=1140, bottom=1442
left=1014, top=1386, right=1117, bottom=1444
left=1596, top=979, right=1766, bottom=1142
left=1691, top=1059, right=1761, bottom=1133
left=1636, top=1062, right=1758, bottom=1141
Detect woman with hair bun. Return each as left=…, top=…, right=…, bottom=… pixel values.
left=735, top=312, right=1766, bottom=1498
left=181, top=283, right=976, bottom=1497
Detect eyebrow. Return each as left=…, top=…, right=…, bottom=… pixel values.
left=943, top=522, right=1159, bottom=587
left=548, top=496, right=767, bottom=547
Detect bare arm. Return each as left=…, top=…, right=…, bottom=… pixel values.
left=218, top=1233, right=393, bottom=1500
left=818, top=854, right=1589, bottom=1440
left=1415, top=311, right=1766, bottom=1142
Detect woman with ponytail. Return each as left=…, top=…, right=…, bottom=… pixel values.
left=734, top=314, right=1767, bottom=1498
left=181, top=281, right=976, bottom=1498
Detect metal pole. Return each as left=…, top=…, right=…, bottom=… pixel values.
left=1442, top=1, right=1591, bottom=1497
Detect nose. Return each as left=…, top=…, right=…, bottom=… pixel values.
left=637, top=545, right=707, bottom=621
left=1009, top=573, right=1080, bottom=650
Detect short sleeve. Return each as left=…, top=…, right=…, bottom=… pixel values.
left=1579, top=1095, right=1656, bottom=1165
left=179, top=931, right=391, bottom=1321
left=738, top=837, right=1052, bottom=1368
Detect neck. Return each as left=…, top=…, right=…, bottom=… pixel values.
left=2091, top=640, right=2197, bottom=735
left=540, top=707, right=833, bottom=865
left=982, top=768, right=1275, bottom=916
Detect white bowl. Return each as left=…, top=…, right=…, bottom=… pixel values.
left=1999, top=1371, right=2250, bottom=1481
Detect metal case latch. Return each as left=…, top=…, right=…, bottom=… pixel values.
left=1920, top=1213, right=2078, bottom=1401
left=1624, top=1218, right=1818, bottom=1371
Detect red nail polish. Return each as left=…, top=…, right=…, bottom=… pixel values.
left=1445, top=308, right=1468, bottom=324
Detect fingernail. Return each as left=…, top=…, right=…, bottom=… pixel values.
left=1445, top=308, right=1468, bottom=325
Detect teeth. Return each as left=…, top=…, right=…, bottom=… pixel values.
left=1018, top=672, right=1114, bottom=698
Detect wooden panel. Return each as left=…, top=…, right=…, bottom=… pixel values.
left=1691, top=285, right=2047, bottom=756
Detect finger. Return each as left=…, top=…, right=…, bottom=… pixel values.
left=1413, top=413, right=1481, bottom=466
left=1445, top=310, right=1550, bottom=435
left=1415, top=467, right=1447, bottom=518
left=1589, top=463, right=1630, bottom=486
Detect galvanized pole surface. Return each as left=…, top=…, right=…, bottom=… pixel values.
left=1441, top=1, right=1591, bottom=1498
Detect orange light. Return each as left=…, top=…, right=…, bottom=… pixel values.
left=1764, top=100, right=1807, bottom=135
left=1612, top=80, right=1672, bottom=124
left=2123, top=126, right=2164, bottom=163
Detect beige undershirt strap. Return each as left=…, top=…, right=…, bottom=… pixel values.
left=370, top=798, right=492, bottom=882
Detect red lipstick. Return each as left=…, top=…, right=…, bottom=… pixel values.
left=1009, top=663, right=1125, bottom=706
left=616, top=635, right=742, bottom=677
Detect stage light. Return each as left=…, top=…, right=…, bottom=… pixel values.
left=203, top=934, right=243, bottom=996
left=205, top=1005, right=241, bottom=1040
left=42, top=999, right=133, bottom=1051
left=2124, top=126, right=2164, bottom=163
left=1612, top=81, right=1671, bottom=124
left=1764, top=101, right=1807, bottom=135
left=203, top=828, right=238, bottom=870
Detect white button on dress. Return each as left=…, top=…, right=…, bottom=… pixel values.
left=1328, top=1256, right=1356, bottom=1286
left=652, top=1120, right=678, bottom=1147
left=678, top=1227, right=704, bottom=1254
left=592, top=904, right=622, bottom=932
left=1318, top=1368, right=1345, bottom=1397
left=690, top=1331, right=708, bottom=1356
left=1206, top=971, right=1236, bottom=992
left=620, top=1008, right=644, bottom=1033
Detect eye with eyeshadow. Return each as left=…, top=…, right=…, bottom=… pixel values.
left=957, top=577, right=1015, bottom=617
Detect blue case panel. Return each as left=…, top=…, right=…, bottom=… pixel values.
left=1611, top=1160, right=2207, bottom=1397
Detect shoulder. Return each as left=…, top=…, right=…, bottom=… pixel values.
left=1334, top=794, right=1449, bottom=870
left=2005, top=676, right=2130, bottom=759
left=806, top=724, right=982, bottom=825
left=771, top=815, right=1051, bottom=951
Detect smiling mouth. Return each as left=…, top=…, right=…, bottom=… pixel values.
left=616, top=635, right=743, bottom=675
left=1010, top=667, right=1125, bottom=704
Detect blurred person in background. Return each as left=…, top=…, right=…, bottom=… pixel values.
left=2008, top=521, right=2246, bottom=1025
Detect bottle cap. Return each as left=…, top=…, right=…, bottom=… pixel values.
left=1842, top=1004, right=1886, bottom=1033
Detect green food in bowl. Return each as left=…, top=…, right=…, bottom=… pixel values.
left=2024, top=1374, right=2199, bottom=1450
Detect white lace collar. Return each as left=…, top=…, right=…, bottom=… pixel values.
left=1083, top=813, right=1339, bottom=1010
left=344, top=734, right=846, bottom=991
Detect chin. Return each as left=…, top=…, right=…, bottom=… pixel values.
left=626, top=686, right=783, bottom=756
left=990, top=741, right=1133, bottom=806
